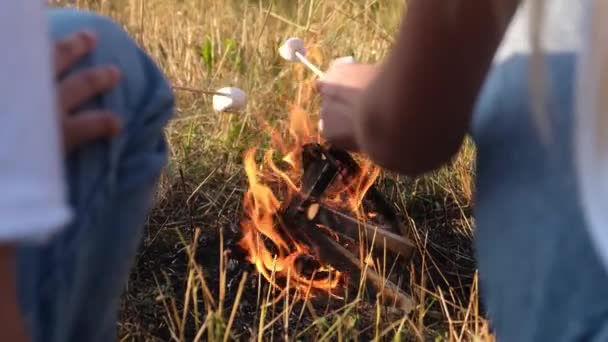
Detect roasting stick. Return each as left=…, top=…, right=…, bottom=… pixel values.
left=172, top=85, right=231, bottom=96
left=172, top=85, right=248, bottom=113
left=279, top=37, right=359, bottom=132
left=294, top=51, right=325, bottom=78
left=279, top=37, right=359, bottom=79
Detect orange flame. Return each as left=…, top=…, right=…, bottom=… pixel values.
left=238, top=71, right=381, bottom=300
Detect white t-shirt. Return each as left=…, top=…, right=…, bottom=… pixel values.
left=574, top=0, right=608, bottom=273
left=494, top=0, right=584, bottom=64
left=0, top=1, right=72, bottom=243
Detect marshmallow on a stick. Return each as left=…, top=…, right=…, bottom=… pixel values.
left=212, top=87, right=247, bottom=112
left=279, top=37, right=325, bottom=78
left=279, top=39, right=357, bottom=133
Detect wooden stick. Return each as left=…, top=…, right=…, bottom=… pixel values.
left=172, top=85, right=230, bottom=97
left=295, top=52, right=325, bottom=78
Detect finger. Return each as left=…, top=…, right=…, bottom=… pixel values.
left=314, top=79, right=330, bottom=94
left=318, top=82, right=359, bottom=105
left=320, top=99, right=352, bottom=123
left=318, top=82, right=348, bottom=99
left=63, top=110, right=123, bottom=153
left=318, top=64, right=349, bottom=83
left=54, top=31, right=97, bottom=77
left=58, top=65, right=121, bottom=113
left=319, top=103, right=359, bottom=151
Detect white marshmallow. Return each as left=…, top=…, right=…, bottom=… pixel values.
left=318, top=119, right=324, bottom=132
left=279, top=37, right=307, bottom=62
left=330, top=56, right=356, bottom=67
left=212, top=87, right=247, bottom=112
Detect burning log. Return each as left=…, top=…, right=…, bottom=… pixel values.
left=237, top=139, right=417, bottom=310
left=295, top=144, right=415, bottom=259
left=323, top=237, right=414, bottom=312
left=283, top=144, right=338, bottom=218
left=322, top=146, right=411, bottom=239
left=304, top=202, right=415, bottom=259
left=280, top=213, right=414, bottom=312
left=301, top=144, right=412, bottom=239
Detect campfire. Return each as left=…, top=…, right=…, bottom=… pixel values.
left=232, top=82, right=415, bottom=313
left=195, top=37, right=415, bottom=313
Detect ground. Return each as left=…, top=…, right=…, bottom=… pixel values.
left=55, top=0, right=493, bottom=341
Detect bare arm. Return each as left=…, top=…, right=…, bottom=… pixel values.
left=355, top=0, right=520, bottom=175
left=0, top=246, right=29, bottom=341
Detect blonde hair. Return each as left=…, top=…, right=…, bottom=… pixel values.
left=528, top=0, right=551, bottom=143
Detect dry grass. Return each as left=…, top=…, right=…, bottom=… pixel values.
left=54, top=0, right=492, bottom=341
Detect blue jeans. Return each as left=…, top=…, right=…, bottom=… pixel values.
left=16, top=9, right=174, bottom=342
left=472, top=53, right=608, bottom=341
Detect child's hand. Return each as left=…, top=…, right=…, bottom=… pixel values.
left=317, top=63, right=379, bottom=151
left=53, top=31, right=123, bottom=154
